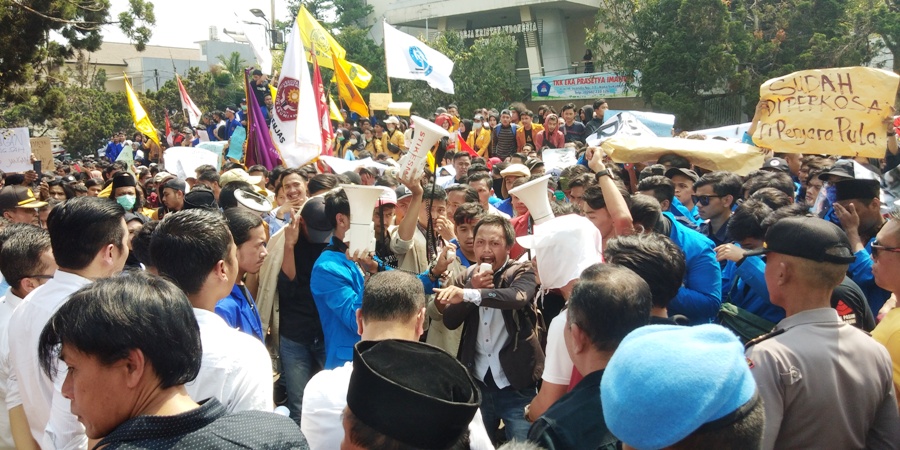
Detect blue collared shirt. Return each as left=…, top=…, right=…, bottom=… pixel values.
left=215, top=284, right=264, bottom=342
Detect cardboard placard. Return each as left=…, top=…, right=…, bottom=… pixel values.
left=29, top=137, right=55, bottom=172
left=600, top=136, right=770, bottom=176
left=369, top=93, right=392, bottom=111
left=754, top=66, right=899, bottom=157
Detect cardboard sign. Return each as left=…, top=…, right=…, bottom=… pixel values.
left=369, top=93, right=393, bottom=111
left=754, top=67, right=899, bottom=157
left=29, top=137, right=56, bottom=172
left=0, top=128, right=33, bottom=172
left=600, top=136, right=770, bottom=176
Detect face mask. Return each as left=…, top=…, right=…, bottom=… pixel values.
left=387, top=125, right=396, bottom=131
left=349, top=139, right=358, bottom=145
left=473, top=122, right=482, bottom=130
left=116, top=194, right=136, bottom=211
left=825, top=184, right=839, bottom=204
left=241, top=105, right=247, bottom=111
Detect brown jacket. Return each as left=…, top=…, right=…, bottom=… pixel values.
left=443, top=260, right=544, bottom=390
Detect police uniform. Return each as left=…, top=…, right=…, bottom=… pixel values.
left=745, top=308, right=900, bottom=449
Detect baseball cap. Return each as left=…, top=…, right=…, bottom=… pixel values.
left=602, top=324, right=759, bottom=449
left=0, top=186, right=47, bottom=210
left=500, top=164, right=530, bottom=178
left=154, top=171, right=175, bottom=185
left=395, top=185, right=412, bottom=202
left=665, top=167, right=699, bottom=182
left=384, top=116, right=400, bottom=125
left=760, top=157, right=790, bottom=174
left=220, top=168, right=263, bottom=187
left=162, top=178, right=187, bottom=193
left=182, top=187, right=217, bottom=210
left=300, top=196, right=333, bottom=244
left=377, top=187, right=397, bottom=207
left=743, top=216, right=855, bottom=264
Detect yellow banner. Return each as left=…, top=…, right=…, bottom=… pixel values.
left=754, top=66, right=899, bottom=158
left=333, top=54, right=369, bottom=117
left=124, top=74, right=160, bottom=145
left=600, top=136, right=770, bottom=176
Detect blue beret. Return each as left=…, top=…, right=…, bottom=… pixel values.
left=601, top=324, right=757, bottom=449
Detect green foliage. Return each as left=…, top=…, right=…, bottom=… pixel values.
left=216, top=52, right=249, bottom=79
left=60, top=89, right=133, bottom=155
left=334, top=26, right=387, bottom=94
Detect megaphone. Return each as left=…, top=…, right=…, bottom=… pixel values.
left=397, top=115, right=450, bottom=181
left=509, top=174, right=554, bottom=225
left=342, top=184, right=385, bottom=255
left=235, top=189, right=273, bottom=214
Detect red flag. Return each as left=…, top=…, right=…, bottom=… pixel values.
left=458, top=134, right=478, bottom=158
left=311, top=51, right=334, bottom=156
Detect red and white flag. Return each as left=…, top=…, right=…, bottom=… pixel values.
left=176, top=74, right=202, bottom=127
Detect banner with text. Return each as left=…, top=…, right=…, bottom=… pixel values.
left=754, top=66, right=899, bottom=157
left=0, top=128, right=33, bottom=172
left=532, top=72, right=638, bottom=101
left=600, top=136, right=770, bottom=176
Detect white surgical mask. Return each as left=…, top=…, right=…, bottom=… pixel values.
left=473, top=122, right=482, bottom=130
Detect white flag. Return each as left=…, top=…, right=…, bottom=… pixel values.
left=270, top=18, right=322, bottom=167
left=383, top=22, right=455, bottom=94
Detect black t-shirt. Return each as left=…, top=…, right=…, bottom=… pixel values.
left=524, top=127, right=534, bottom=147
left=832, top=276, right=875, bottom=332
left=253, top=80, right=270, bottom=106
left=277, top=234, right=328, bottom=343
left=561, top=121, right=586, bottom=143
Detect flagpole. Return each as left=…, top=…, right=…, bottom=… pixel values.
left=383, top=20, right=392, bottom=95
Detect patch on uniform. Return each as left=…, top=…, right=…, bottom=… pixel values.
left=834, top=299, right=858, bottom=325
left=487, top=292, right=497, bottom=298
left=746, top=357, right=755, bottom=369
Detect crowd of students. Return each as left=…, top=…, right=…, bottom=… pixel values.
left=0, top=96, right=899, bottom=449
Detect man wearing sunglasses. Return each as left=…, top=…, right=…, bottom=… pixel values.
left=694, top=171, right=743, bottom=248
left=871, top=209, right=900, bottom=405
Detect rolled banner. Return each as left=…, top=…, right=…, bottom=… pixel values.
left=398, top=115, right=450, bottom=181
left=342, top=184, right=385, bottom=255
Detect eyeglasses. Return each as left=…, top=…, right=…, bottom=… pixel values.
left=23, top=274, right=53, bottom=280
left=692, top=195, right=724, bottom=206
left=871, top=241, right=900, bottom=259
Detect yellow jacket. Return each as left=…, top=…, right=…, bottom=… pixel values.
left=516, top=124, right=544, bottom=152
left=468, top=127, right=492, bottom=157
left=381, top=129, right=406, bottom=161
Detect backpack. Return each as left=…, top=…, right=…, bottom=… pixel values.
left=717, top=302, right=776, bottom=344
left=494, top=124, right=518, bottom=140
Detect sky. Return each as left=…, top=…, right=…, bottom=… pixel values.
left=101, top=0, right=294, bottom=48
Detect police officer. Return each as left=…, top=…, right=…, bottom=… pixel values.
left=744, top=216, right=900, bottom=449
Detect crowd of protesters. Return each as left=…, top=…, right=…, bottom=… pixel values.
left=0, top=95, right=898, bottom=449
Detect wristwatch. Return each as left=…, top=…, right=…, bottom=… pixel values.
left=595, top=168, right=612, bottom=179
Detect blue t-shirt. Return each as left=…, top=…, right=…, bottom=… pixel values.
left=215, top=284, right=264, bottom=342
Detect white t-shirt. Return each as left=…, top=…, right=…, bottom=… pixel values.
left=0, top=290, right=25, bottom=450
left=541, top=312, right=574, bottom=385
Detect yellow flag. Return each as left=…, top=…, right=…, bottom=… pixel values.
left=124, top=74, right=160, bottom=145
left=297, top=6, right=345, bottom=69
left=328, top=95, right=343, bottom=122
left=332, top=54, right=369, bottom=117
left=339, top=59, right=372, bottom=89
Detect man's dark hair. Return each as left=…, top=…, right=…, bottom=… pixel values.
left=559, top=165, right=590, bottom=189
left=222, top=161, right=246, bottom=172
left=474, top=214, right=515, bottom=247
left=593, top=99, right=608, bottom=110
left=197, top=169, right=220, bottom=185
left=742, top=171, right=794, bottom=199
left=218, top=181, right=256, bottom=210
left=151, top=209, right=232, bottom=296
left=670, top=399, right=764, bottom=450
left=453, top=152, right=471, bottom=161
left=47, top=180, right=75, bottom=200
left=224, top=208, right=264, bottom=247
left=453, top=202, right=485, bottom=226
left=570, top=264, right=651, bottom=351
left=360, top=271, right=425, bottom=323
left=657, top=153, right=691, bottom=169
left=375, top=172, right=399, bottom=188
left=466, top=164, right=489, bottom=177
left=694, top=171, right=743, bottom=207
left=467, top=172, right=492, bottom=187
left=566, top=173, right=595, bottom=191
left=561, top=103, right=576, bottom=113
left=583, top=182, right=632, bottom=211
left=521, top=110, right=534, bottom=118
left=637, top=175, right=676, bottom=204
left=345, top=407, right=469, bottom=450
left=248, top=165, right=268, bottom=177
left=446, top=185, right=479, bottom=204
left=630, top=194, right=662, bottom=232
left=38, top=273, right=202, bottom=388
left=0, top=224, right=52, bottom=292
left=760, top=202, right=813, bottom=229
left=604, top=234, right=685, bottom=309
left=131, top=220, right=158, bottom=268
left=308, top=173, right=340, bottom=196
left=48, top=197, right=125, bottom=270
left=422, top=184, right=447, bottom=202
left=727, top=199, right=773, bottom=242
left=324, top=188, right=351, bottom=228
left=749, top=187, right=793, bottom=210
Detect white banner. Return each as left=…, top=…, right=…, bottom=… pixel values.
left=0, top=128, right=33, bottom=172
left=586, top=112, right=657, bottom=146
left=270, top=18, right=323, bottom=167
left=383, top=22, right=455, bottom=94
left=541, top=147, right=578, bottom=172
left=164, top=147, right=220, bottom=180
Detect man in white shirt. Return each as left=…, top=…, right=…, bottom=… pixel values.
left=301, top=271, right=492, bottom=450
left=0, top=224, right=57, bottom=450
left=150, top=209, right=273, bottom=412
left=7, top=197, right=128, bottom=449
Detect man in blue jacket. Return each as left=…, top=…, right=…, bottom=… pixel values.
left=105, top=132, right=125, bottom=161
left=637, top=176, right=722, bottom=325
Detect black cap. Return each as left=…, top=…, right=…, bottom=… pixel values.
left=111, top=172, right=137, bottom=193
left=0, top=186, right=47, bottom=210
left=347, top=340, right=480, bottom=449
left=760, top=157, right=790, bottom=174
left=743, top=216, right=855, bottom=264
left=162, top=178, right=186, bottom=193
left=182, top=187, right=218, bottom=210
left=665, top=167, right=699, bottom=182
left=300, top=196, right=333, bottom=244
left=817, top=159, right=856, bottom=181
left=834, top=179, right=880, bottom=202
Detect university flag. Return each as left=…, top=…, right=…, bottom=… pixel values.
left=123, top=74, right=160, bottom=145
left=332, top=53, right=369, bottom=117
left=270, top=18, right=324, bottom=167
left=244, top=68, right=282, bottom=170
left=383, top=21, right=455, bottom=94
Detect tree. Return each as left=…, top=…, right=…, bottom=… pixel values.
left=60, top=89, right=133, bottom=156
left=874, top=0, right=900, bottom=72
left=216, top=52, right=248, bottom=79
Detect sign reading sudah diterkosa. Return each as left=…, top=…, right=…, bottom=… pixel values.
left=531, top=71, right=640, bottom=100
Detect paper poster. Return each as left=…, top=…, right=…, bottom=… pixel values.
left=586, top=112, right=658, bottom=145
left=600, top=136, right=771, bottom=176
left=754, top=66, right=899, bottom=157
left=29, top=137, right=55, bottom=172
left=163, top=147, right=220, bottom=180
left=541, top=148, right=578, bottom=172
left=0, top=128, right=33, bottom=172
